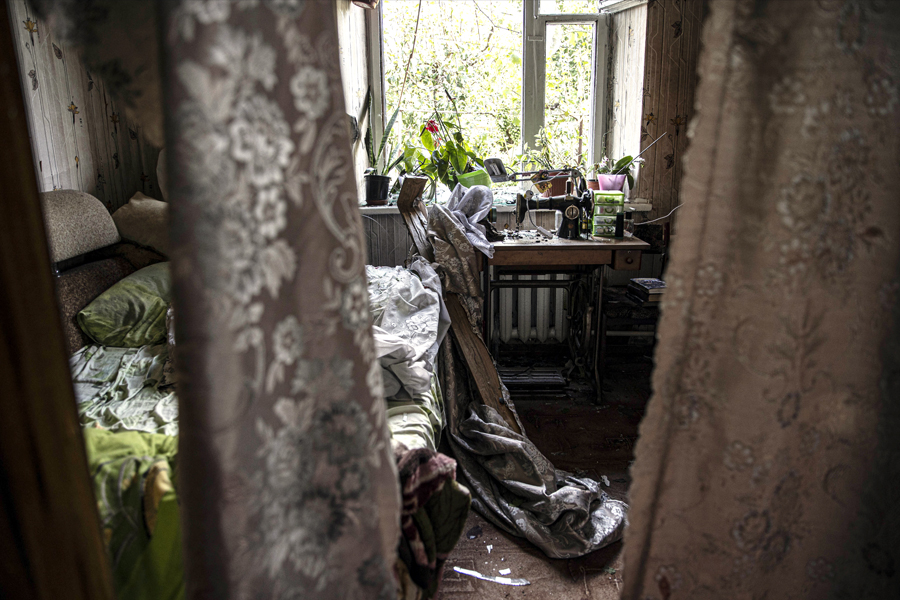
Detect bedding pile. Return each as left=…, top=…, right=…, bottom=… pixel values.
left=71, top=344, right=177, bottom=435
left=72, top=258, right=467, bottom=600
left=367, top=257, right=450, bottom=451
left=84, top=429, right=182, bottom=600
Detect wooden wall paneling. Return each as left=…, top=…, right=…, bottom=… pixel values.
left=0, top=2, right=115, bottom=597
left=607, top=4, right=647, bottom=162
left=9, top=0, right=47, bottom=189
left=40, top=14, right=79, bottom=193
left=635, top=0, right=704, bottom=223
left=9, top=0, right=161, bottom=212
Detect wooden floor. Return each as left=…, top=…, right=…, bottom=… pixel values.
left=437, top=354, right=653, bottom=599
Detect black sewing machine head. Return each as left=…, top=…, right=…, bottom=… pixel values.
left=484, top=159, right=594, bottom=240
left=515, top=187, right=593, bottom=239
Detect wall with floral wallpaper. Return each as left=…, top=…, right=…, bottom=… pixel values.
left=635, top=0, right=706, bottom=223
left=8, top=0, right=161, bottom=213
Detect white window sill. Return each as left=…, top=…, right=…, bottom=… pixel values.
left=359, top=200, right=653, bottom=215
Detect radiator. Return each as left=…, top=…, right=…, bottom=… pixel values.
left=493, top=273, right=570, bottom=343
left=491, top=210, right=569, bottom=344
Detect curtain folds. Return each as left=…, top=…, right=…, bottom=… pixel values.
left=160, top=2, right=400, bottom=598
left=622, top=1, right=900, bottom=598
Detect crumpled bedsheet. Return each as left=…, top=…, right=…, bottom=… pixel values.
left=367, top=258, right=450, bottom=451
left=71, top=344, right=178, bottom=435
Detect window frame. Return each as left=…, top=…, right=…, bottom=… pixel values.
left=366, top=1, right=610, bottom=172
left=522, top=0, right=609, bottom=166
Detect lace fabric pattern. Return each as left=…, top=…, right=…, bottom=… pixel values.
left=622, top=1, right=900, bottom=598
left=161, top=2, right=400, bottom=598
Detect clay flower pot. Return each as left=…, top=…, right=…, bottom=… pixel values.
left=541, top=172, right=569, bottom=197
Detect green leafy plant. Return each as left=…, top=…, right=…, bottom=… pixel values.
left=516, top=127, right=578, bottom=171
left=402, top=110, right=485, bottom=190
left=365, top=97, right=405, bottom=176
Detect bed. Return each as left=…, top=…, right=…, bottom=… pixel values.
left=47, top=189, right=468, bottom=600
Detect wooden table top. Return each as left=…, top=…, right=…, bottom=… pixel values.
left=489, top=235, right=650, bottom=266
left=493, top=235, right=650, bottom=251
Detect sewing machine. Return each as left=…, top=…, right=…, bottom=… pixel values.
left=484, top=158, right=593, bottom=240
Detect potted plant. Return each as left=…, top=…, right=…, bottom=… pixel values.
left=519, top=128, right=576, bottom=197
left=583, top=161, right=600, bottom=190
left=364, top=106, right=405, bottom=206
left=593, top=155, right=644, bottom=192
left=416, top=111, right=489, bottom=191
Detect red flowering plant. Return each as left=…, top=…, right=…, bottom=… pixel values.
left=398, top=110, right=484, bottom=191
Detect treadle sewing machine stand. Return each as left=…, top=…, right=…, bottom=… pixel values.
left=482, top=236, right=650, bottom=403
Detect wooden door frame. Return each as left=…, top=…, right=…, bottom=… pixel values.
left=0, top=2, right=114, bottom=598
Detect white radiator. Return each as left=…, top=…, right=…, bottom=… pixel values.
left=494, top=274, right=570, bottom=343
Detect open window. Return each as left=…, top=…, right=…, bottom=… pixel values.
left=523, top=0, right=607, bottom=166
left=354, top=0, right=612, bottom=192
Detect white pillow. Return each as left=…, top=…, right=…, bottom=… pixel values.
left=112, top=192, right=169, bottom=256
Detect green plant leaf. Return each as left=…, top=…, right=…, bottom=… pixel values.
left=365, top=124, right=375, bottom=168
left=376, top=107, right=401, bottom=170
left=421, top=128, right=435, bottom=152
left=613, top=156, right=633, bottom=174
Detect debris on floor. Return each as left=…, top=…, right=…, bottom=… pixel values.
left=465, top=525, right=482, bottom=540
left=452, top=566, right=530, bottom=586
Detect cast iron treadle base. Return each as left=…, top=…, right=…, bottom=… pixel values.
left=498, top=366, right=567, bottom=392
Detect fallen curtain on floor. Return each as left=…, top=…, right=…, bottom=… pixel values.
left=621, top=1, right=900, bottom=598
left=428, top=200, right=628, bottom=559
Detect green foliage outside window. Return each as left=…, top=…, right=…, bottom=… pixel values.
left=383, top=0, right=596, bottom=186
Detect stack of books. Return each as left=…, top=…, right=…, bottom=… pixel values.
left=627, top=278, right=665, bottom=305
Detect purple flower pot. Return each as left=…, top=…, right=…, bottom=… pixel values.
left=598, top=174, right=626, bottom=191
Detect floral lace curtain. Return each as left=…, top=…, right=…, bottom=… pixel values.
left=622, top=1, right=900, bottom=598
left=159, top=2, right=400, bottom=598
